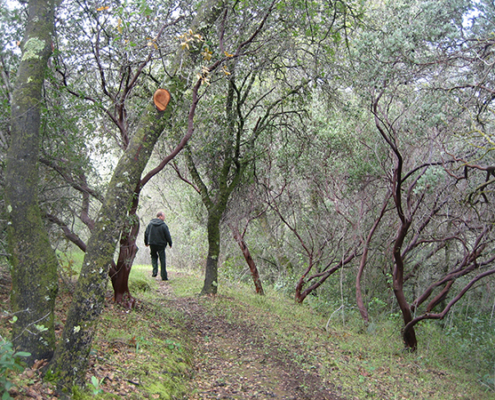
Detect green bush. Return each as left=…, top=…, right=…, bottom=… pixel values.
left=0, top=338, right=30, bottom=400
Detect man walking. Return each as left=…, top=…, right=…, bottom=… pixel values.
left=145, top=211, right=173, bottom=281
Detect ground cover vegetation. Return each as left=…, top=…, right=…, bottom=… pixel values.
left=1, top=263, right=494, bottom=399
left=1, top=0, right=495, bottom=397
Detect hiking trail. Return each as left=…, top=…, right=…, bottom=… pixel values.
left=156, top=275, right=343, bottom=400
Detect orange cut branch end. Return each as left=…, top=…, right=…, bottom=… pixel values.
left=153, top=89, right=171, bottom=111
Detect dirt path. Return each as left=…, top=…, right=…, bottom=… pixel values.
left=0, top=266, right=343, bottom=400
left=156, top=280, right=343, bottom=400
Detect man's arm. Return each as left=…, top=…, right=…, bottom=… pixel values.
left=144, top=224, right=150, bottom=247
left=164, top=225, right=172, bottom=248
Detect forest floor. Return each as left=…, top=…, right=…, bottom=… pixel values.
left=1, top=269, right=341, bottom=400
left=1, top=266, right=491, bottom=400
left=156, top=279, right=341, bottom=400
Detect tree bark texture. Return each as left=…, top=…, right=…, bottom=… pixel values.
left=48, top=100, right=172, bottom=389
left=231, top=225, right=264, bottom=295
left=201, top=213, right=222, bottom=295
left=198, top=175, right=242, bottom=296
left=392, top=218, right=417, bottom=350
left=5, top=0, right=59, bottom=364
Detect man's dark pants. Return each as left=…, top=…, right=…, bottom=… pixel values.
left=150, top=245, right=168, bottom=280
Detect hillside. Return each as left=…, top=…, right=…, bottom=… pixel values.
left=1, top=266, right=491, bottom=399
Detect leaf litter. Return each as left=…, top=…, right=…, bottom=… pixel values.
left=1, top=269, right=342, bottom=399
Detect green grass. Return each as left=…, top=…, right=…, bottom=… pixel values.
left=175, top=275, right=493, bottom=400
left=4, top=257, right=492, bottom=399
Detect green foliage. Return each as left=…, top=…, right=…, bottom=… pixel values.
left=441, top=315, right=495, bottom=381
left=89, top=376, right=104, bottom=395
left=0, top=0, right=23, bottom=133
left=413, top=166, right=446, bottom=194
left=0, top=338, right=30, bottom=400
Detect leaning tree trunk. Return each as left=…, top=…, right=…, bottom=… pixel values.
left=231, top=225, right=264, bottom=295
left=5, top=0, right=58, bottom=365
left=109, top=196, right=140, bottom=308
left=48, top=92, right=174, bottom=389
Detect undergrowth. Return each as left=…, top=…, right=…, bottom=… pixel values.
left=2, top=258, right=494, bottom=399
left=174, top=273, right=494, bottom=400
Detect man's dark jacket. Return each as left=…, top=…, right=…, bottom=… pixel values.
left=145, top=219, right=173, bottom=248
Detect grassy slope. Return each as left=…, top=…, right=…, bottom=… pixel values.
left=172, top=274, right=490, bottom=400
left=1, top=260, right=492, bottom=399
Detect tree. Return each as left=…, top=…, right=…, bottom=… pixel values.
left=399, top=0, right=495, bottom=348
left=46, top=0, right=227, bottom=389
left=352, top=0, right=495, bottom=350
left=39, top=0, right=222, bottom=307
left=5, top=0, right=59, bottom=365
left=175, top=0, right=285, bottom=295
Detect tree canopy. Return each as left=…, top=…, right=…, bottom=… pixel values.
left=2, top=0, right=495, bottom=394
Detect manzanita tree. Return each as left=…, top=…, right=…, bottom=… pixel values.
left=352, top=0, right=495, bottom=350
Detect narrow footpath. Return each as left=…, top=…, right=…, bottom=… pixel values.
left=156, top=279, right=343, bottom=400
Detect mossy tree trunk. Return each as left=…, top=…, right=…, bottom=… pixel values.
left=47, top=98, right=177, bottom=389
left=185, top=143, right=240, bottom=296
left=5, top=0, right=59, bottom=365
left=203, top=212, right=222, bottom=294
left=184, top=79, right=243, bottom=295
left=99, top=0, right=226, bottom=306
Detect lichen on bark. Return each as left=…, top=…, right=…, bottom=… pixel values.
left=5, top=0, right=59, bottom=364
left=21, top=37, right=46, bottom=61
left=48, top=102, right=172, bottom=389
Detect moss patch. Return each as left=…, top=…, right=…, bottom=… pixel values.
left=21, top=38, right=46, bottom=61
